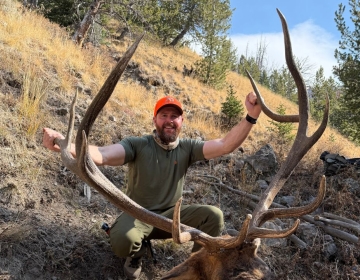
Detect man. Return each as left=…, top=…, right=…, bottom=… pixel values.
left=43, top=93, right=261, bottom=279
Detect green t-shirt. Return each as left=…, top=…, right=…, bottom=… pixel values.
left=120, top=135, right=205, bottom=212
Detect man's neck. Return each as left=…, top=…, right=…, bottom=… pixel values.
left=153, top=130, right=179, bottom=150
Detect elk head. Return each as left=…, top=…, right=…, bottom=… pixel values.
left=55, top=9, right=329, bottom=280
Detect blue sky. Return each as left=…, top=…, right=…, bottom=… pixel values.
left=229, top=1, right=348, bottom=79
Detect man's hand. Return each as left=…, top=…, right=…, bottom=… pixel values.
left=42, top=128, right=64, bottom=152
left=245, top=92, right=261, bottom=119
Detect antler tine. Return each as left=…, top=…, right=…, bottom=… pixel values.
left=246, top=70, right=299, bottom=123
left=170, top=196, right=253, bottom=250
left=172, top=197, right=192, bottom=244
left=246, top=188, right=324, bottom=242
left=255, top=176, right=326, bottom=227
left=65, top=90, right=77, bottom=150
left=276, top=9, right=308, bottom=118
left=274, top=8, right=329, bottom=179
left=75, top=34, right=144, bottom=156
left=245, top=9, right=329, bottom=242
left=214, top=214, right=252, bottom=249
left=276, top=8, right=330, bottom=139
left=248, top=219, right=300, bottom=240
left=54, top=91, right=78, bottom=171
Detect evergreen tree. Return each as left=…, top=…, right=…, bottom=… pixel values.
left=138, top=0, right=169, bottom=39
left=110, top=0, right=161, bottom=35
left=164, top=0, right=201, bottom=47
left=195, top=0, right=233, bottom=89
left=310, top=67, right=340, bottom=124
left=269, top=68, right=287, bottom=97
left=223, top=39, right=238, bottom=72
left=267, top=104, right=295, bottom=143
left=237, top=39, right=268, bottom=84
left=238, top=55, right=261, bottom=82
left=221, top=84, right=244, bottom=127
left=148, top=0, right=234, bottom=47
left=334, top=0, right=360, bottom=143
left=38, top=0, right=84, bottom=27
left=37, top=0, right=161, bottom=41
left=37, top=0, right=234, bottom=50
left=259, top=69, right=270, bottom=88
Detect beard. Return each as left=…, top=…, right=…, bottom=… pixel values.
left=155, top=122, right=180, bottom=144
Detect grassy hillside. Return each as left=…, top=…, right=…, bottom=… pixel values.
left=1, top=1, right=359, bottom=156
left=0, top=1, right=359, bottom=280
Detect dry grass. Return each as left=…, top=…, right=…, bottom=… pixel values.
left=2, top=1, right=358, bottom=158
left=18, top=69, right=48, bottom=137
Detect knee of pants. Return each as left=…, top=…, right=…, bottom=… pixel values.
left=110, top=229, right=141, bottom=258
left=201, top=205, right=224, bottom=236
left=208, top=205, right=224, bottom=224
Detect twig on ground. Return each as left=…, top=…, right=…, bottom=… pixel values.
left=196, top=173, right=359, bottom=247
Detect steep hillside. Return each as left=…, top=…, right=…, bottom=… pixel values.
left=0, top=2, right=359, bottom=280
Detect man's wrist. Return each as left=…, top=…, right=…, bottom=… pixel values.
left=245, top=114, right=257, bottom=124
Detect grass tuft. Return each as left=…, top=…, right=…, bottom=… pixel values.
left=18, top=69, right=48, bottom=137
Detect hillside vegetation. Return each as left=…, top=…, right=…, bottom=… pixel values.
left=0, top=1, right=359, bottom=280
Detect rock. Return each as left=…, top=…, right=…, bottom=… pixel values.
left=262, top=221, right=287, bottom=247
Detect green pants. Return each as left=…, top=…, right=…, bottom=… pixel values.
left=109, top=204, right=224, bottom=258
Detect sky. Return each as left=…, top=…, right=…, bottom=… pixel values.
left=229, top=0, right=349, bottom=79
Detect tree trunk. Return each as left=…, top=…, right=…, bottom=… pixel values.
left=23, top=0, right=38, bottom=9
left=72, top=0, right=102, bottom=47
left=169, top=24, right=190, bottom=47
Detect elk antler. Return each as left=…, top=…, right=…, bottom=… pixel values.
left=54, top=10, right=331, bottom=280
left=56, top=9, right=329, bottom=256
left=170, top=8, right=330, bottom=251
left=243, top=9, right=329, bottom=242
left=169, top=9, right=329, bottom=251
left=161, top=9, right=330, bottom=280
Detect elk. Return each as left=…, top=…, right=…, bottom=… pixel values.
left=54, top=9, right=329, bottom=280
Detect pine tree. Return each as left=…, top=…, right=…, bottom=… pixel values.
left=269, top=68, right=287, bottom=98
left=267, top=104, right=295, bottom=143
left=221, top=84, right=244, bottom=127
left=238, top=55, right=261, bottom=82
left=38, top=0, right=83, bottom=27
left=334, top=0, right=360, bottom=143
left=310, top=67, right=340, bottom=124
left=194, top=0, right=233, bottom=89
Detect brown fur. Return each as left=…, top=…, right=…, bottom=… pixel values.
left=160, top=240, right=273, bottom=280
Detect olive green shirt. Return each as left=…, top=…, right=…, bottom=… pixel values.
left=120, top=135, right=205, bottom=212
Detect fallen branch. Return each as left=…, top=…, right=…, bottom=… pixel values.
left=196, top=174, right=359, bottom=246
left=314, top=215, right=360, bottom=234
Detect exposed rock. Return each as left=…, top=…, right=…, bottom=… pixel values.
left=255, top=179, right=268, bottom=190
left=55, top=108, right=68, bottom=116
left=263, top=221, right=287, bottom=247
left=243, top=144, right=278, bottom=182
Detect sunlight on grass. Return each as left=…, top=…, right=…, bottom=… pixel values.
left=18, top=69, right=48, bottom=137
left=0, top=0, right=359, bottom=160
left=111, top=81, right=156, bottom=120
left=186, top=111, right=221, bottom=140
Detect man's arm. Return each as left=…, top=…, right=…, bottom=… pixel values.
left=203, top=92, right=261, bottom=160
left=42, top=127, right=126, bottom=166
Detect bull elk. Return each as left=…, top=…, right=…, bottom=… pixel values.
left=54, top=9, right=329, bottom=280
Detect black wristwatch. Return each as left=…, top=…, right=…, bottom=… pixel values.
left=245, top=114, right=257, bottom=124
